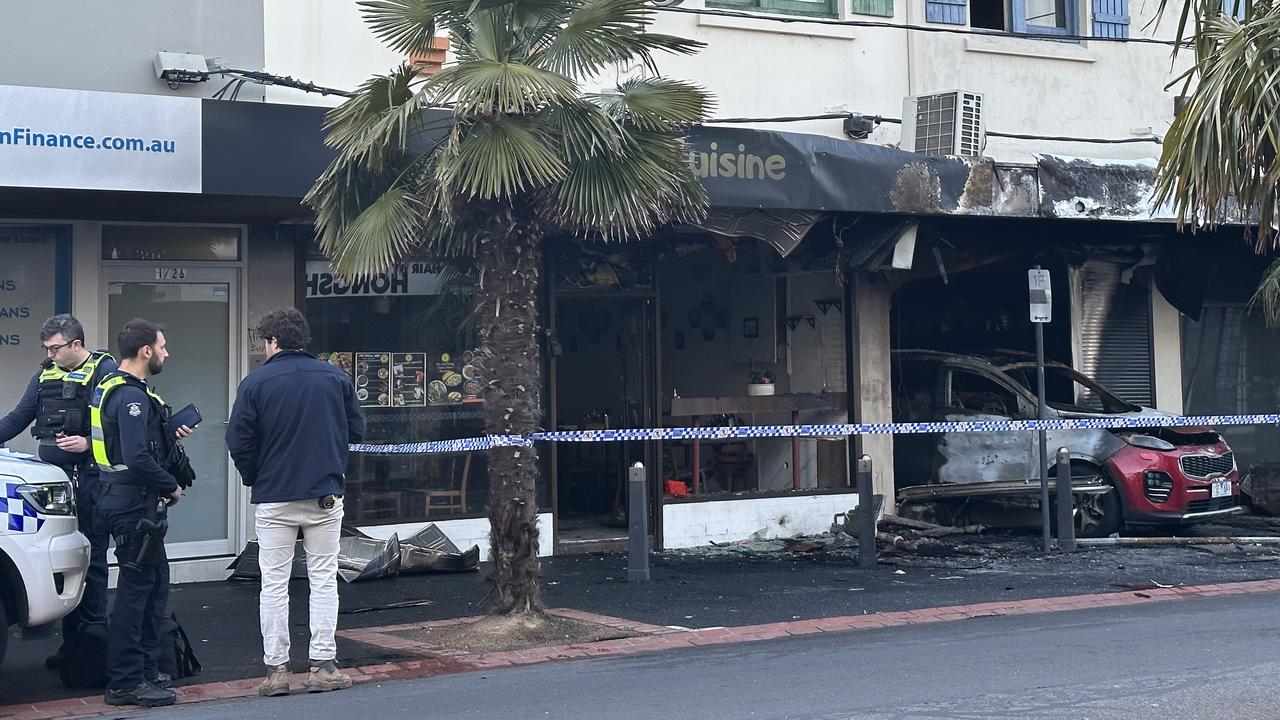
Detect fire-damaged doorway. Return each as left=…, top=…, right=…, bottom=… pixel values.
left=891, top=257, right=1074, bottom=362
left=889, top=256, right=1076, bottom=493
left=548, top=289, right=660, bottom=552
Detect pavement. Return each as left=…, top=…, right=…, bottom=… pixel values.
left=136, top=590, right=1280, bottom=720
left=6, top=522, right=1280, bottom=716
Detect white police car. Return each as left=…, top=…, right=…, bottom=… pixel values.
left=0, top=449, right=89, bottom=670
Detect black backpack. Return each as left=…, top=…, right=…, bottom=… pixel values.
left=59, top=613, right=201, bottom=689
left=159, top=612, right=202, bottom=680
left=59, top=621, right=108, bottom=689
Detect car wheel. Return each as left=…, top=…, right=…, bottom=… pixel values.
left=1074, top=483, right=1122, bottom=539
left=1049, top=463, right=1123, bottom=539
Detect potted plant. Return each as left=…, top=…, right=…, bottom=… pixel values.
left=747, top=368, right=776, bottom=396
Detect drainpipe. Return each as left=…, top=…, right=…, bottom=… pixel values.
left=904, top=0, right=920, bottom=99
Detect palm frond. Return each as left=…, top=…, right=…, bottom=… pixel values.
left=539, top=101, right=626, bottom=161
left=589, top=77, right=712, bottom=132
left=318, top=185, right=424, bottom=278
left=1248, top=258, right=1280, bottom=326
left=321, top=65, right=428, bottom=171
left=359, top=0, right=443, bottom=55
left=546, top=129, right=706, bottom=239
left=436, top=116, right=568, bottom=199
left=1155, top=6, right=1280, bottom=244
left=531, top=0, right=704, bottom=77
left=428, top=59, right=578, bottom=115
left=360, top=0, right=532, bottom=52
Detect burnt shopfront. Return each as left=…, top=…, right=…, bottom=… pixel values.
left=3, top=83, right=1236, bottom=574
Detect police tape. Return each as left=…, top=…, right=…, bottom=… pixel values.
left=346, top=413, right=1280, bottom=454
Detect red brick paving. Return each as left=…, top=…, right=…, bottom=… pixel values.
left=8, top=578, right=1280, bottom=718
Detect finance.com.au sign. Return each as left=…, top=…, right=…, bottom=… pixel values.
left=0, top=84, right=202, bottom=193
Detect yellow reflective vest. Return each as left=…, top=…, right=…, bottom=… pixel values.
left=89, top=373, right=166, bottom=473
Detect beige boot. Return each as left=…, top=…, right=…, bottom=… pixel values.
left=258, top=664, right=291, bottom=697
left=305, top=661, right=353, bottom=693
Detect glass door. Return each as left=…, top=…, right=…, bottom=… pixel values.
left=101, top=266, right=241, bottom=558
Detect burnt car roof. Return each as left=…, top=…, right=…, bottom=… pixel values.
left=892, top=349, right=1074, bottom=372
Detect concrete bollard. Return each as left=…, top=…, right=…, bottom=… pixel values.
left=857, top=455, right=876, bottom=567
left=1055, top=448, right=1076, bottom=552
left=627, top=462, right=650, bottom=582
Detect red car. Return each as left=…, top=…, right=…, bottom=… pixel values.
left=892, top=350, right=1240, bottom=537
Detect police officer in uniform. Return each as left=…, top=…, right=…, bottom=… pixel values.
left=0, top=314, right=117, bottom=667
left=91, top=319, right=194, bottom=708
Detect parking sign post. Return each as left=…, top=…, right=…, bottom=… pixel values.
left=1029, top=267, right=1052, bottom=554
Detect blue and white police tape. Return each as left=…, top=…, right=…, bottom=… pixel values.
left=347, top=413, right=1280, bottom=454
left=348, top=434, right=532, bottom=455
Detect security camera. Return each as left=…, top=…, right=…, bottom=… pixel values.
left=154, top=51, right=210, bottom=84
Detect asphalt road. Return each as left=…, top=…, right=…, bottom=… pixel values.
left=144, top=591, right=1280, bottom=720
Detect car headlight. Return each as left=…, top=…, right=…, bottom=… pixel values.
left=17, top=482, right=75, bottom=516
left=1120, top=433, right=1176, bottom=452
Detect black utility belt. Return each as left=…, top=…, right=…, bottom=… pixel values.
left=100, top=482, right=150, bottom=497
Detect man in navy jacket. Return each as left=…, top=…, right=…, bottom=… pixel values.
left=225, top=308, right=364, bottom=698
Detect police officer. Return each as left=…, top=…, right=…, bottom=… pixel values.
left=0, top=314, right=117, bottom=668
left=91, top=319, right=194, bottom=708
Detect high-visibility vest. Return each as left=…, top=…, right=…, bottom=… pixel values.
left=89, top=372, right=166, bottom=473
left=31, top=351, right=112, bottom=440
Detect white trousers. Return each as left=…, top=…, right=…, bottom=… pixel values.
left=255, top=498, right=344, bottom=667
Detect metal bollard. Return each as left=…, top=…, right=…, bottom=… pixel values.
left=1055, top=448, right=1076, bottom=552
left=857, top=455, right=876, bottom=567
left=627, top=462, right=650, bottom=582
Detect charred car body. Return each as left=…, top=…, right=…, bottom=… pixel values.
left=891, top=350, right=1240, bottom=537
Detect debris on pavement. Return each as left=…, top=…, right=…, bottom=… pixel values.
left=226, top=523, right=481, bottom=582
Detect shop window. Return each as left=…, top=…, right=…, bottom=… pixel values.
left=304, top=258, right=493, bottom=526
left=0, top=225, right=69, bottom=455
left=103, top=225, right=241, bottom=261
left=708, top=0, right=838, bottom=18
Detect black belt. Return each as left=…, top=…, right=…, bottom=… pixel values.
left=100, top=482, right=148, bottom=497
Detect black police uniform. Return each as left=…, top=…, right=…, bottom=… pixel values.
left=92, top=370, right=180, bottom=706
left=0, top=351, right=117, bottom=639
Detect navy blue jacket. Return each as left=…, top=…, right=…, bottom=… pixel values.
left=0, top=354, right=119, bottom=469
left=225, top=350, right=365, bottom=503
left=100, top=378, right=179, bottom=495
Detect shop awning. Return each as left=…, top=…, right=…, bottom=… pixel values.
left=685, top=126, right=1199, bottom=225
left=0, top=84, right=1203, bottom=226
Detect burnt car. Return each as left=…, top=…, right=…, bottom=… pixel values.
left=891, top=350, right=1240, bottom=538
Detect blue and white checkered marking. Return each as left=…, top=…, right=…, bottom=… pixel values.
left=346, top=414, right=1280, bottom=455
left=2, top=480, right=44, bottom=534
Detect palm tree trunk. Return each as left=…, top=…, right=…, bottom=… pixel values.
left=475, top=207, right=545, bottom=615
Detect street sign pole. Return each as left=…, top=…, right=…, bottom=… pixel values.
left=1029, top=267, right=1052, bottom=554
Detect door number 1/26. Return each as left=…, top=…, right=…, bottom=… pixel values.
left=155, top=267, right=187, bottom=280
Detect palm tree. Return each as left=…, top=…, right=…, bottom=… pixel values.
left=1153, top=0, right=1280, bottom=321
left=306, top=0, right=711, bottom=615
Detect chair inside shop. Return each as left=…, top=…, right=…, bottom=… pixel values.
left=423, top=454, right=471, bottom=515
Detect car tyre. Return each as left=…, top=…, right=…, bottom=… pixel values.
left=1074, top=485, right=1122, bottom=538
left=1050, top=463, right=1123, bottom=539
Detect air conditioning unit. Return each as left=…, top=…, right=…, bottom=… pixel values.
left=900, top=91, right=984, bottom=157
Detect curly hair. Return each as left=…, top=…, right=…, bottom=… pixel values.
left=257, top=308, right=311, bottom=351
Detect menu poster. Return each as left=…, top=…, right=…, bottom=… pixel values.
left=392, top=353, right=426, bottom=407
left=318, top=352, right=353, bottom=377
left=428, top=352, right=462, bottom=405
left=460, top=349, right=483, bottom=403
left=354, top=352, right=391, bottom=407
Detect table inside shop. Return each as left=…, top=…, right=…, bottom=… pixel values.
left=669, top=393, right=847, bottom=493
